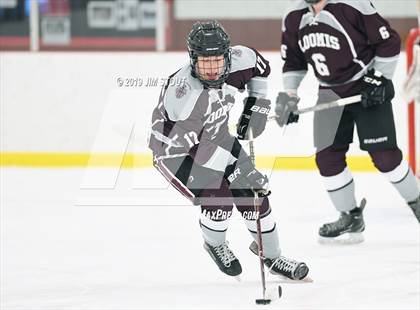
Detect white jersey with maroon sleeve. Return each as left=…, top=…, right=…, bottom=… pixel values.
left=148, top=45, right=270, bottom=171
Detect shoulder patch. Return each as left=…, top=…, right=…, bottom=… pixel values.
left=175, top=83, right=188, bottom=99
left=164, top=64, right=203, bottom=121
left=231, top=48, right=243, bottom=57
left=230, top=45, right=257, bottom=73
left=328, top=0, right=376, bottom=15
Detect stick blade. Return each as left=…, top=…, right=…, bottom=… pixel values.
left=255, top=299, right=271, bottom=305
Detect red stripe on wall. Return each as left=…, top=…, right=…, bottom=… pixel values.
left=0, top=37, right=30, bottom=48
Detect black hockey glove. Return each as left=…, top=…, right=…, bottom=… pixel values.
left=274, top=92, right=300, bottom=127
left=225, top=157, right=270, bottom=197
left=360, top=69, right=395, bottom=108
left=237, top=97, right=271, bottom=140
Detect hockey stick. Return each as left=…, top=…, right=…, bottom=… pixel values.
left=268, top=94, right=361, bottom=121
left=228, top=95, right=361, bottom=134
left=248, top=129, right=272, bottom=305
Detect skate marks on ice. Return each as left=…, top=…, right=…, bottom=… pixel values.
left=2, top=169, right=419, bottom=309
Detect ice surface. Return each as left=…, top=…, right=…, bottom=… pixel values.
left=1, top=168, right=419, bottom=309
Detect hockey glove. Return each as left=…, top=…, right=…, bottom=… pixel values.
left=237, top=97, right=271, bottom=140
left=274, top=92, right=300, bottom=127
left=226, top=157, right=270, bottom=197
left=360, top=69, right=395, bottom=108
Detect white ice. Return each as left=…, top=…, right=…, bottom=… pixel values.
left=1, top=168, right=419, bottom=310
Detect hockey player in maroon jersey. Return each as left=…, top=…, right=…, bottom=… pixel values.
left=149, top=21, right=309, bottom=279
left=275, top=0, right=420, bottom=243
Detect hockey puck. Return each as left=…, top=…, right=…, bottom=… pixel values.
left=278, top=285, right=282, bottom=298
left=255, top=299, right=271, bottom=305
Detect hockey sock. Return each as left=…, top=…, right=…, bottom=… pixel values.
left=323, top=167, right=358, bottom=213
left=242, top=207, right=281, bottom=259
left=382, top=160, right=420, bottom=203
left=199, top=207, right=232, bottom=246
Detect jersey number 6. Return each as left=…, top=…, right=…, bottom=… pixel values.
left=379, top=26, right=390, bottom=40
left=312, top=53, right=330, bottom=77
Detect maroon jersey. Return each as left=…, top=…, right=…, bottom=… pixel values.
left=148, top=45, right=270, bottom=170
left=281, top=0, right=401, bottom=95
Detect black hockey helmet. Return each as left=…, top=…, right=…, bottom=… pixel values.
left=187, top=21, right=231, bottom=88
left=304, top=0, right=322, bottom=4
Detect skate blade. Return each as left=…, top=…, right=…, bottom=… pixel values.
left=318, top=232, right=364, bottom=245
left=271, top=273, right=314, bottom=283
left=234, top=275, right=242, bottom=282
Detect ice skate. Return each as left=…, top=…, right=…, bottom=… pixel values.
left=318, top=198, right=366, bottom=245
left=265, top=256, right=309, bottom=280
left=249, top=241, right=309, bottom=280
left=204, top=241, right=242, bottom=277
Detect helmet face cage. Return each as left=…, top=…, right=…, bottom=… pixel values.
left=187, top=21, right=232, bottom=88
left=189, top=49, right=231, bottom=88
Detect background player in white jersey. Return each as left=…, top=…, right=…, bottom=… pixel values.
left=149, top=21, right=309, bottom=279
left=275, top=0, right=420, bottom=243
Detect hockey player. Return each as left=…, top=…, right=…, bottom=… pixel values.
left=148, top=21, right=309, bottom=279
left=275, top=0, right=420, bottom=243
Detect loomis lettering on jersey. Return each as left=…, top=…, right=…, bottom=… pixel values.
left=281, top=0, right=400, bottom=90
